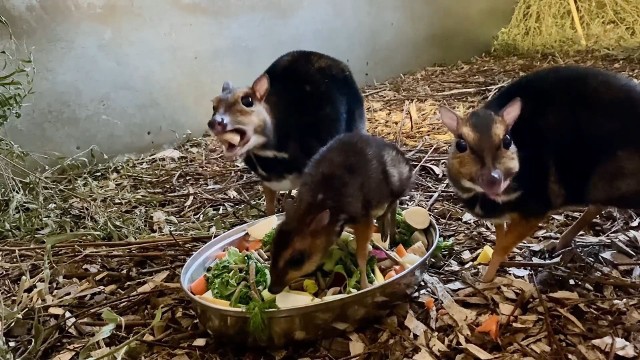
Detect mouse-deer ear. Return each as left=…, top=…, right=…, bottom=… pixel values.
left=500, top=97, right=522, bottom=128
left=438, top=106, right=460, bottom=134
left=222, top=81, right=232, bottom=93
left=309, top=209, right=330, bottom=231
left=252, top=74, right=270, bottom=101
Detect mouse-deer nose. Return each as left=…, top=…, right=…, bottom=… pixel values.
left=208, top=115, right=227, bottom=133
left=488, top=169, right=503, bottom=186
left=479, top=169, right=504, bottom=195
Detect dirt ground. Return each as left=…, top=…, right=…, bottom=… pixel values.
left=2, top=51, right=640, bottom=360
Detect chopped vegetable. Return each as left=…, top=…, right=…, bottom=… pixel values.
left=371, top=232, right=388, bottom=249
left=198, top=290, right=231, bottom=307
left=407, top=240, right=427, bottom=257
left=261, top=228, right=275, bottom=249
left=402, top=206, right=431, bottom=229
left=401, top=253, right=421, bottom=266
left=247, top=215, right=278, bottom=239
left=424, top=297, right=435, bottom=310
left=394, top=211, right=415, bottom=248
left=190, top=275, right=208, bottom=296
left=475, top=245, right=494, bottom=265
left=370, top=249, right=388, bottom=260
left=221, top=131, right=241, bottom=145
left=248, top=239, right=263, bottom=251
left=373, top=265, right=385, bottom=284
left=396, top=244, right=407, bottom=258
left=215, top=252, right=226, bottom=260
left=475, top=314, right=500, bottom=341
left=384, top=270, right=396, bottom=280
left=246, top=297, right=277, bottom=341
left=392, top=265, right=404, bottom=274
left=275, top=289, right=317, bottom=308
left=303, top=279, right=319, bottom=295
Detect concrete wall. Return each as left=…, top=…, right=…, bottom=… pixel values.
left=0, top=0, right=516, bottom=161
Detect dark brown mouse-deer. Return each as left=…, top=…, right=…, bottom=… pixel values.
left=207, top=50, right=366, bottom=216
left=266, top=133, right=413, bottom=294
left=439, top=65, right=640, bottom=282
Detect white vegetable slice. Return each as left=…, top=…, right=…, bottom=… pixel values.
left=221, top=131, right=241, bottom=145
left=275, top=289, right=317, bottom=308
left=371, top=233, right=389, bottom=250
left=246, top=215, right=277, bottom=240
left=401, top=253, right=422, bottom=266
left=410, top=230, right=428, bottom=249
left=407, top=239, right=427, bottom=257
left=402, top=206, right=431, bottom=230
left=199, top=290, right=231, bottom=307
left=321, top=294, right=349, bottom=302
left=373, top=265, right=385, bottom=285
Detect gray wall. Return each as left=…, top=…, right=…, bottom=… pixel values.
left=0, top=0, right=515, bottom=161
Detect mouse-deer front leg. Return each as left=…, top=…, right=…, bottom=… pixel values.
left=353, top=218, right=374, bottom=290
left=263, top=184, right=277, bottom=216
left=482, top=215, right=543, bottom=282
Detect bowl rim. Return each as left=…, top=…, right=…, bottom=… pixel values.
left=180, top=211, right=439, bottom=318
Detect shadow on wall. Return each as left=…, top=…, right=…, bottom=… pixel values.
left=0, top=0, right=516, bottom=162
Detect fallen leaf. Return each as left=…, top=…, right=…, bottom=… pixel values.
left=464, top=343, right=494, bottom=359
left=413, top=349, right=436, bottom=360
left=425, top=274, right=474, bottom=336
left=149, top=148, right=182, bottom=160
left=135, top=270, right=170, bottom=294
left=52, top=351, right=75, bottom=360
left=405, top=310, right=428, bottom=336
left=507, top=268, right=530, bottom=278
left=347, top=333, right=365, bottom=356
left=192, top=338, right=207, bottom=347
left=592, top=336, right=637, bottom=358
left=547, top=291, right=580, bottom=300
left=556, top=308, right=585, bottom=332
left=475, top=314, right=500, bottom=341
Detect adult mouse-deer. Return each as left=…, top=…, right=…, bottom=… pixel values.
left=439, top=65, right=640, bottom=282
left=266, top=132, right=413, bottom=294
left=208, top=50, right=366, bottom=215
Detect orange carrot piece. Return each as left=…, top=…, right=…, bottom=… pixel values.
left=190, top=275, right=208, bottom=296
left=424, top=297, right=435, bottom=310
left=475, top=314, right=500, bottom=341
left=248, top=240, right=263, bottom=251
left=392, top=265, right=404, bottom=275
left=384, top=270, right=396, bottom=280
left=215, top=252, right=226, bottom=260
left=396, top=244, right=407, bottom=258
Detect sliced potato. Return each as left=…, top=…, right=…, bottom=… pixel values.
left=371, top=233, right=389, bottom=250
left=246, top=215, right=277, bottom=240
left=401, top=253, right=422, bottom=266
left=221, top=131, right=241, bottom=145
left=199, top=290, right=231, bottom=307
left=407, top=240, right=427, bottom=257
left=410, top=230, right=428, bottom=249
left=275, top=289, right=317, bottom=308
left=402, top=206, right=431, bottom=230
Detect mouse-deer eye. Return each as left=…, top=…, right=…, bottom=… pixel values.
left=287, top=252, right=306, bottom=269
left=455, top=138, right=468, bottom=153
left=502, top=134, right=513, bottom=150
left=240, top=95, right=254, bottom=108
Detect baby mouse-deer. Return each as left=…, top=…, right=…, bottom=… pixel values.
left=267, top=133, right=413, bottom=294
left=439, top=65, right=640, bottom=282
left=207, top=50, right=366, bottom=216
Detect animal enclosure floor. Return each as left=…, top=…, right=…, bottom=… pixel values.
left=2, top=52, right=640, bottom=360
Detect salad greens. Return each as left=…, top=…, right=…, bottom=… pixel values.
left=261, top=228, right=276, bottom=250
left=395, top=210, right=416, bottom=248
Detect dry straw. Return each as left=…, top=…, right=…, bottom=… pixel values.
left=493, top=0, right=640, bottom=55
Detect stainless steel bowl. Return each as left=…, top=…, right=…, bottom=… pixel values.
left=180, top=214, right=439, bottom=348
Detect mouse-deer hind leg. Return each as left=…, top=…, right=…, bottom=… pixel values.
left=555, top=205, right=602, bottom=252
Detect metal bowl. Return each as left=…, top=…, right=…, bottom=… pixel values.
left=180, top=213, right=439, bottom=348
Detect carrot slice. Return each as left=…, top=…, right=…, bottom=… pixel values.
left=424, top=297, right=435, bottom=310
left=215, top=252, right=226, bottom=260
left=475, top=314, right=500, bottom=341
left=384, top=270, right=396, bottom=280
left=247, top=240, right=263, bottom=251
left=190, top=275, right=208, bottom=296
left=396, top=244, right=407, bottom=258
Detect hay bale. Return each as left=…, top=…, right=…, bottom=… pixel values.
left=493, top=0, right=640, bottom=55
